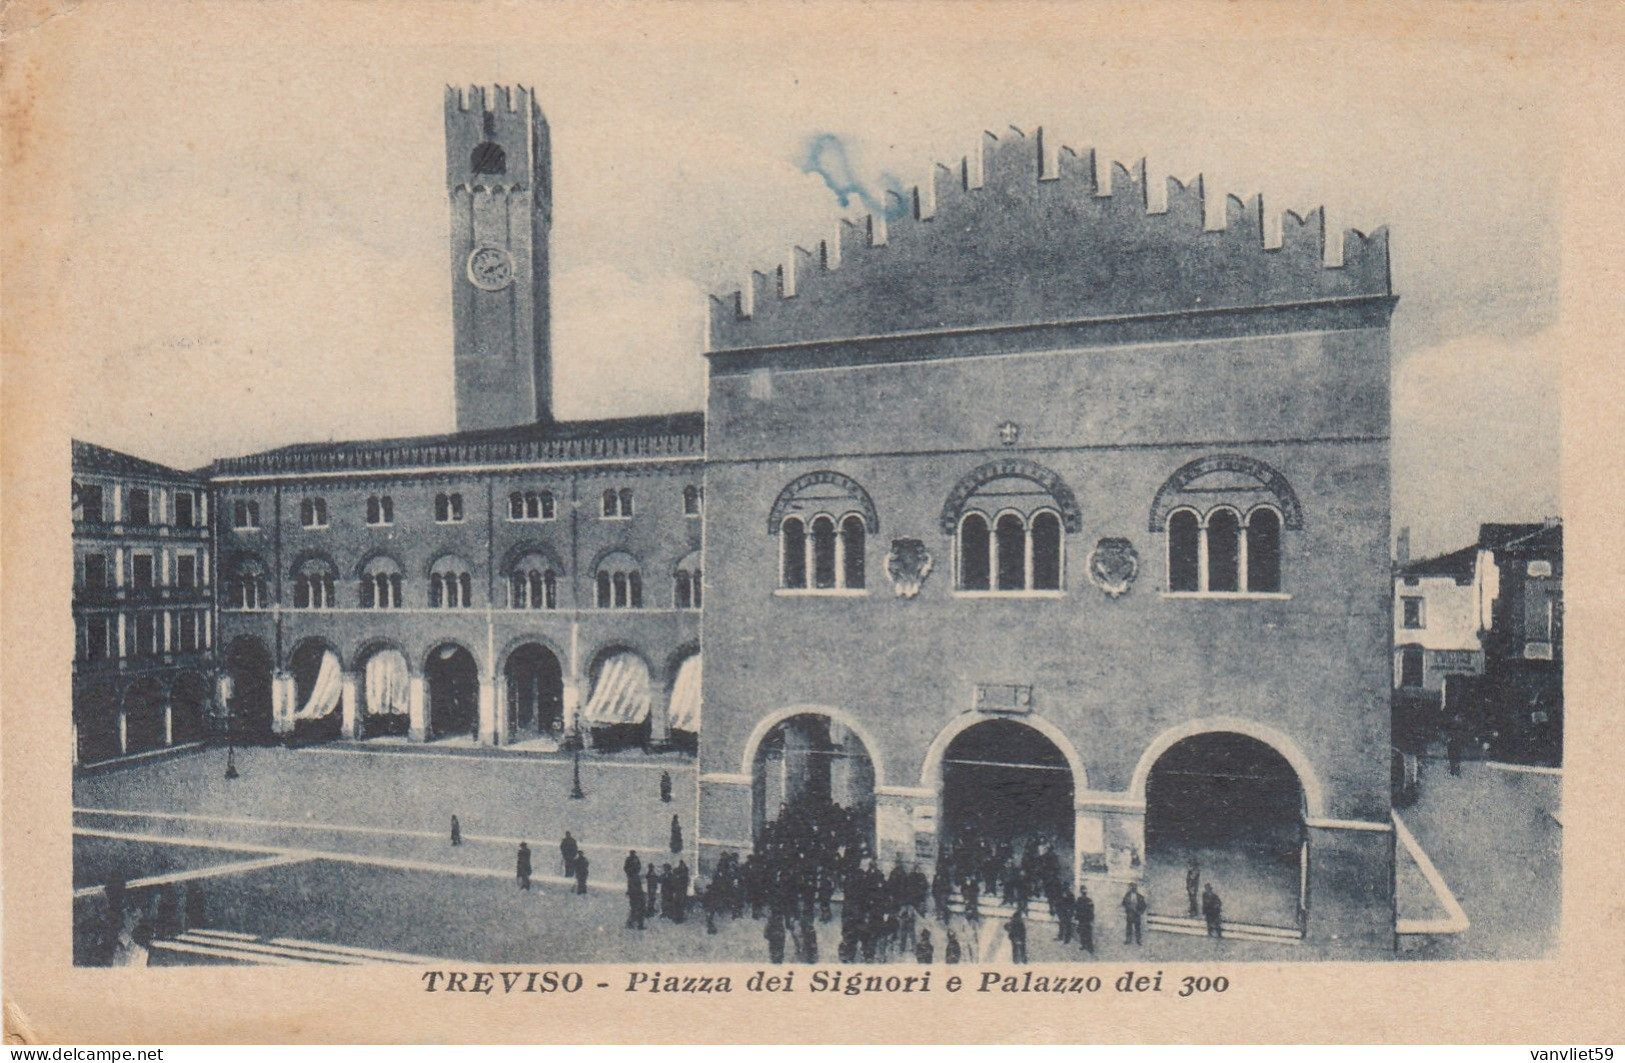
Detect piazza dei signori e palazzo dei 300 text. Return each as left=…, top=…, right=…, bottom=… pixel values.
left=72, top=85, right=1400, bottom=949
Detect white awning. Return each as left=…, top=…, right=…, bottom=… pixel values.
left=364, top=649, right=410, bottom=716
left=669, top=654, right=701, bottom=733
left=294, top=649, right=342, bottom=720
left=582, top=653, right=652, bottom=725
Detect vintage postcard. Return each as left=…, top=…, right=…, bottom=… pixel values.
left=3, top=0, right=1622, bottom=1045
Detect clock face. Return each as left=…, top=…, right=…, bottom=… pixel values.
left=467, top=246, right=515, bottom=291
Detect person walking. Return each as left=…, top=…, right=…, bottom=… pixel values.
left=915, top=927, right=934, bottom=964
left=516, top=841, right=533, bottom=891
left=646, top=863, right=661, bottom=919
left=1202, top=884, right=1223, bottom=938
left=1006, top=911, right=1028, bottom=965
left=1186, top=856, right=1201, bottom=918
left=670, top=814, right=683, bottom=854
left=1121, top=883, right=1146, bottom=945
left=450, top=815, right=462, bottom=847
left=944, top=928, right=962, bottom=964
left=765, top=911, right=787, bottom=964
left=560, top=831, right=579, bottom=877
left=625, top=851, right=645, bottom=929
left=574, top=850, right=590, bottom=895
left=673, top=859, right=691, bottom=922
left=660, top=770, right=673, bottom=803
left=1076, top=886, right=1095, bottom=953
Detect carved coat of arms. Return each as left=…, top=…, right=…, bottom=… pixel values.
left=1087, top=537, right=1140, bottom=598
left=885, top=538, right=933, bottom=599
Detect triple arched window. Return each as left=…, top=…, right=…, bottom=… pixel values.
left=508, top=553, right=560, bottom=610
left=957, top=509, right=1065, bottom=592
left=508, top=489, right=556, bottom=522
left=769, top=471, right=878, bottom=594
left=429, top=556, right=475, bottom=608
left=1165, top=506, right=1283, bottom=594
left=595, top=552, right=643, bottom=609
left=359, top=556, right=404, bottom=609
left=225, top=558, right=269, bottom=609
left=1151, top=455, right=1300, bottom=597
left=291, top=558, right=337, bottom=609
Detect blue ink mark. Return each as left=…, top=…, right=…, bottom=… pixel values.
left=800, top=134, right=909, bottom=222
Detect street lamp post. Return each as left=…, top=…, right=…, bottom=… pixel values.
left=570, top=719, right=586, bottom=800
left=223, top=690, right=239, bottom=780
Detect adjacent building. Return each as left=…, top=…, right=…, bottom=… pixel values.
left=71, top=441, right=216, bottom=765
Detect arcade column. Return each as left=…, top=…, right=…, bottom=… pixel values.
left=340, top=672, right=361, bottom=740
left=478, top=674, right=498, bottom=746
left=271, top=670, right=296, bottom=736
left=408, top=676, right=427, bottom=742
left=648, top=685, right=671, bottom=751
left=493, top=673, right=510, bottom=746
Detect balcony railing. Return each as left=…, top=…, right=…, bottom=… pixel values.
left=73, top=519, right=210, bottom=539
left=74, top=585, right=214, bottom=605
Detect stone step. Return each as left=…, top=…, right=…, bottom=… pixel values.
left=1145, top=913, right=1302, bottom=944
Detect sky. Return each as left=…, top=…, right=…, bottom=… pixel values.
left=35, top=3, right=1562, bottom=557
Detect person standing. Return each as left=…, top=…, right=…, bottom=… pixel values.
left=673, top=859, right=691, bottom=922
left=1006, top=911, right=1028, bottom=965
left=1186, top=856, right=1201, bottom=918
left=625, top=851, right=645, bottom=929
left=560, top=831, right=579, bottom=877
left=516, top=841, right=533, bottom=891
left=1121, top=883, right=1146, bottom=945
left=450, top=815, right=462, bottom=847
left=898, top=900, right=918, bottom=954
left=765, top=911, right=787, bottom=964
left=1447, top=725, right=1463, bottom=777
left=915, top=926, right=934, bottom=964
left=944, top=928, right=962, bottom=964
left=799, top=914, right=819, bottom=964
left=931, top=865, right=952, bottom=923
left=574, top=850, right=590, bottom=895
left=660, top=770, right=673, bottom=803
left=670, top=814, right=683, bottom=854
left=1054, top=887, right=1074, bottom=944
left=1202, top=884, right=1223, bottom=938
left=702, top=878, right=720, bottom=935
left=646, top=863, right=661, bottom=919
left=1076, top=886, right=1095, bottom=953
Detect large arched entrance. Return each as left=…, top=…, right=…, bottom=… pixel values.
left=76, top=684, right=121, bottom=764
left=750, top=712, right=876, bottom=854
left=937, top=718, right=1076, bottom=892
left=288, top=639, right=343, bottom=742
left=425, top=643, right=479, bottom=740
left=504, top=643, right=564, bottom=741
left=1143, top=732, right=1306, bottom=929
left=224, top=637, right=274, bottom=741
left=355, top=643, right=412, bottom=739
left=122, top=677, right=167, bottom=755
left=170, top=671, right=210, bottom=745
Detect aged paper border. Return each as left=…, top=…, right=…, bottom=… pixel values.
left=3, top=0, right=1622, bottom=1044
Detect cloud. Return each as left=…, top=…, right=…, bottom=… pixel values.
left=1392, top=330, right=1560, bottom=557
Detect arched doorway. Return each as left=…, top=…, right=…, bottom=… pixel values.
left=76, top=684, right=121, bottom=764
left=505, top=643, right=564, bottom=741
left=288, top=639, right=343, bottom=742
left=355, top=643, right=412, bottom=739
left=170, top=672, right=210, bottom=745
left=425, top=643, right=479, bottom=740
left=937, top=718, right=1076, bottom=891
left=750, top=712, right=876, bottom=854
left=224, top=637, right=274, bottom=741
left=123, top=677, right=167, bottom=754
left=1143, top=732, right=1306, bottom=929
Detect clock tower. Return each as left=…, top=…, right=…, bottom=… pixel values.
left=445, top=85, right=552, bottom=431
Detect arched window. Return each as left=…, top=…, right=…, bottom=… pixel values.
left=674, top=551, right=702, bottom=609
left=602, top=488, right=619, bottom=518
left=360, top=556, right=403, bottom=609
left=781, top=517, right=807, bottom=589
left=595, top=553, right=641, bottom=609
left=995, top=513, right=1027, bottom=591
left=945, top=461, right=1077, bottom=594
left=1167, top=509, right=1201, bottom=592
left=366, top=495, right=393, bottom=526
left=1031, top=511, right=1063, bottom=591
left=619, top=488, right=634, bottom=517
left=959, top=513, right=991, bottom=591
left=509, top=491, right=524, bottom=520
left=810, top=515, right=838, bottom=590
left=1246, top=507, right=1283, bottom=593
left=1206, top=508, right=1242, bottom=593
left=226, top=558, right=268, bottom=609
left=841, top=515, right=866, bottom=589
left=429, top=556, right=474, bottom=608
left=292, top=558, right=337, bottom=609
left=471, top=141, right=506, bottom=175
left=300, top=497, right=327, bottom=529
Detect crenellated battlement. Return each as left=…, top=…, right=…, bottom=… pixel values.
left=709, top=126, right=1391, bottom=353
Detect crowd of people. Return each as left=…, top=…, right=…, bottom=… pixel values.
left=505, top=796, right=1228, bottom=964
